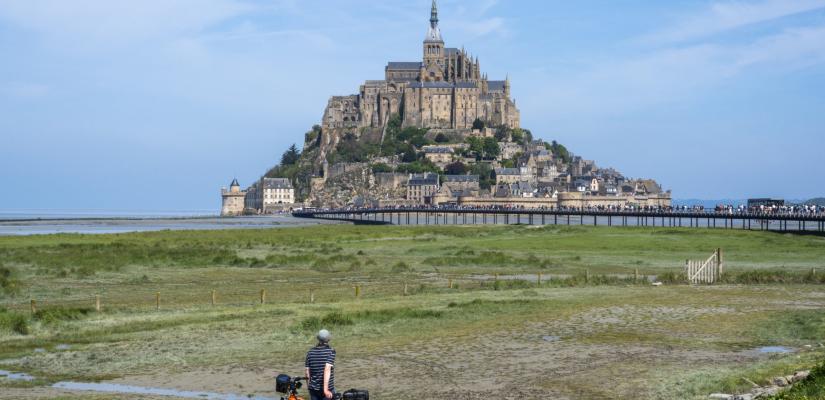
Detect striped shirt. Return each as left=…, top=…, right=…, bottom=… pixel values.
left=305, top=344, right=335, bottom=392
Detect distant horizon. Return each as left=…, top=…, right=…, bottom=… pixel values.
left=2, top=0, right=823, bottom=210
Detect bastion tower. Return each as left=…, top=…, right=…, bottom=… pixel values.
left=220, top=178, right=246, bottom=216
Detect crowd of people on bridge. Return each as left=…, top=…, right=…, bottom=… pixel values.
left=715, top=204, right=825, bottom=216
left=303, top=203, right=824, bottom=217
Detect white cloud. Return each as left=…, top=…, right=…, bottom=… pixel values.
left=0, top=0, right=256, bottom=49
left=528, top=21, right=825, bottom=116
left=642, top=0, right=825, bottom=44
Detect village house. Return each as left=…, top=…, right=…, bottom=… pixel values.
left=407, top=173, right=439, bottom=204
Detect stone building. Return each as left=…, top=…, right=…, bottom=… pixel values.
left=220, top=178, right=246, bottom=216
left=407, top=173, right=439, bottom=204
left=261, top=178, right=295, bottom=212
left=422, top=145, right=454, bottom=166
left=321, top=1, right=520, bottom=133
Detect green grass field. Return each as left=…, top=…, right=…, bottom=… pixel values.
left=1, top=225, right=824, bottom=399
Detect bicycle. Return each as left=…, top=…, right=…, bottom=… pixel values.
left=275, top=374, right=368, bottom=400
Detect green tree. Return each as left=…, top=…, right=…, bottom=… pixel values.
left=472, top=118, right=486, bottom=130
left=280, top=144, right=301, bottom=166
left=400, top=143, right=418, bottom=163
left=445, top=161, right=467, bottom=175
left=495, top=125, right=511, bottom=141
left=470, top=162, right=494, bottom=190
left=483, top=137, right=500, bottom=159
left=511, top=128, right=525, bottom=145
left=523, top=129, right=533, bottom=143
left=371, top=163, right=393, bottom=173
left=304, top=125, right=322, bottom=145
left=466, top=137, right=484, bottom=156
left=396, top=160, right=440, bottom=174
left=550, top=140, right=571, bottom=164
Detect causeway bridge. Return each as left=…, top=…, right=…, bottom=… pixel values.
left=293, top=207, right=825, bottom=232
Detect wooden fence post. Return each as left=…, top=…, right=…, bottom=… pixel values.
left=634, top=268, right=639, bottom=283
left=718, top=248, right=724, bottom=276
left=30, top=299, right=36, bottom=315
left=310, top=289, right=315, bottom=304
left=537, top=272, right=542, bottom=287
left=585, top=269, right=590, bottom=284
left=448, top=279, right=453, bottom=289
left=95, top=295, right=101, bottom=312
left=211, top=290, right=217, bottom=306
left=403, top=283, right=408, bottom=296
left=155, top=292, right=160, bottom=310
left=260, top=289, right=266, bottom=305
left=355, top=286, right=361, bottom=298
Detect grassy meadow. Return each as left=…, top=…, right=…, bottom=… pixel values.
left=1, top=225, right=825, bottom=399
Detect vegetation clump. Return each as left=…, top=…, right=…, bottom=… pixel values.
left=0, top=265, right=21, bottom=297
left=0, top=307, right=28, bottom=335
left=33, top=307, right=93, bottom=325
left=769, top=360, right=825, bottom=399
left=298, top=307, right=442, bottom=332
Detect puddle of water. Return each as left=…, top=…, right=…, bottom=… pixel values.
left=33, top=348, right=46, bottom=353
left=758, top=346, right=794, bottom=354
left=0, top=369, right=35, bottom=381
left=55, top=344, right=71, bottom=351
left=52, top=381, right=275, bottom=400
left=542, top=335, right=561, bottom=342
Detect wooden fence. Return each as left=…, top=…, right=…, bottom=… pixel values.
left=685, top=248, right=724, bottom=284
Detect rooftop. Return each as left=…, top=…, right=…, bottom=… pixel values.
left=444, top=175, right=479, bottom=182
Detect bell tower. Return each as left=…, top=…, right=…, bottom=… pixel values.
left=422, top=0, right=445, bottom=81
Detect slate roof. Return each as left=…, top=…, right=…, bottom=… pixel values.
left=454, top=81, right=478, bottom=88
left=423, top=146, right=453, bottom=154
left=262, top=178, right=293, bottom=190
left=444, top=175, right=479, bottom=183
left=230, top=178, right=240, bottom=187
left=409, top=173, right=439, bottom=186
left=488, top=81, right=506, bottom=91
left=387, top=62, right=422, bottom=70
left=495, top=168, right=521, bottom=176
left=410, top=81, right=455, bottom=88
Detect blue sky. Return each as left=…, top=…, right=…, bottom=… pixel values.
left=1, top=0, right=823, bottom=211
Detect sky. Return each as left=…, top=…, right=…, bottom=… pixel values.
left=0, top=0, right=823, bottom=211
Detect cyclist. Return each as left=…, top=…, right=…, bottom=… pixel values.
left=305, top=329, right=336, bottom=400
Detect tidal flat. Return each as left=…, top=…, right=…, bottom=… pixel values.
left=1, top=225, right=824, bottom=399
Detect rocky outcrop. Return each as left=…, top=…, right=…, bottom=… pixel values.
left=308, top=164, right=407, bottom=208
left=708, top=370, right=810, bottom=400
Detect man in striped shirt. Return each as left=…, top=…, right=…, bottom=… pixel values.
left=305, top=329, right=336, bottom=400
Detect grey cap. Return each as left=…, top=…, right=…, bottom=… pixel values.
left=317, top=329, right=331, bottom=343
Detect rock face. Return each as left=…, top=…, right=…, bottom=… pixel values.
left=308, top=164, right=408, bottom=208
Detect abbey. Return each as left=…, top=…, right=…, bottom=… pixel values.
left=322, top=1, right=520, bottom=131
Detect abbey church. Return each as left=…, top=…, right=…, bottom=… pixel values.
left=322, top=0, right=520, bottom=131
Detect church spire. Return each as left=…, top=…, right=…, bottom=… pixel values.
left=431, top=0, right=439, bottom=29
left=424, top=0, right=443, bottom=43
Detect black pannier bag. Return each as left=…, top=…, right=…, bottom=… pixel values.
left=342, top=389, right=369, bottom=400
left=275, top=374, right=292, bottom=393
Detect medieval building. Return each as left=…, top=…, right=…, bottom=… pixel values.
left=322, top=1, right=520, bottom=132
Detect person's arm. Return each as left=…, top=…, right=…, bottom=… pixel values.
left=323, top=348, right=335, bottom=399
left=323, top=363, right=332, bottom=398
left=305, top=352, right=311, bottom=381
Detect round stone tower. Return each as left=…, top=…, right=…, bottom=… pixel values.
left=220, top=178, right=246, bottom=216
